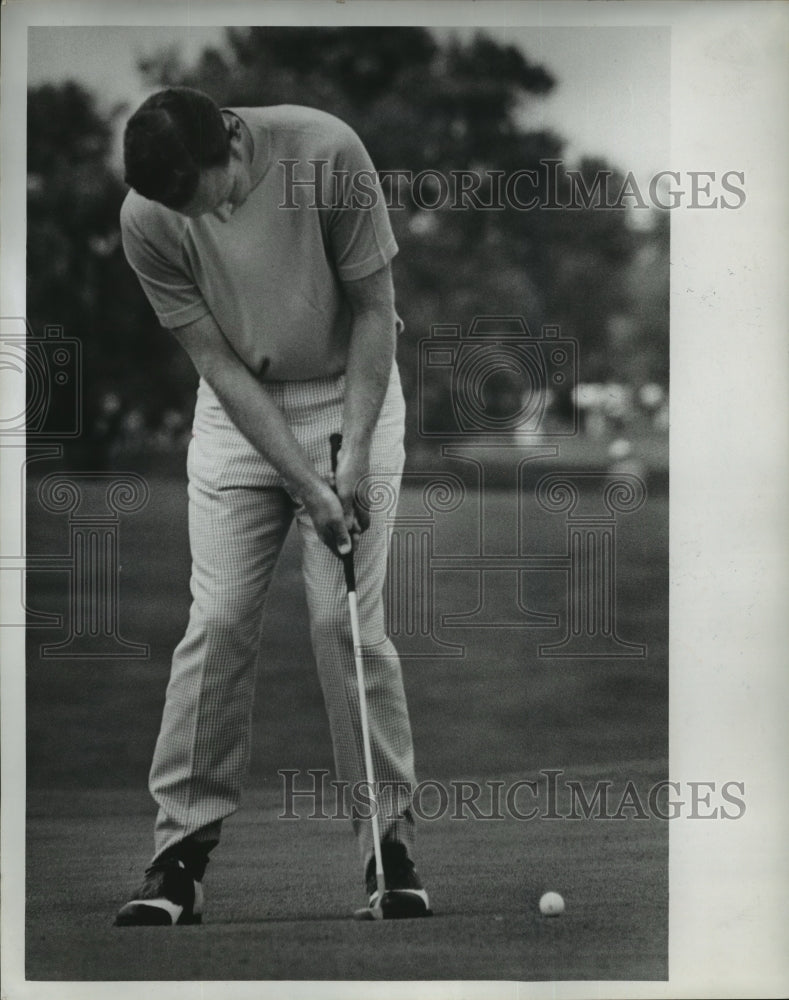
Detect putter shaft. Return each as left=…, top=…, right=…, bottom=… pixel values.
left=330, top=433, right=386, bottom=906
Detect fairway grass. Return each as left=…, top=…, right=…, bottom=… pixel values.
left=25, top=476, right=668, bottom=982
left=27, top=761, right=667, bottom=981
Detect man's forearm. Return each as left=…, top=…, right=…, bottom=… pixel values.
left=207, top=362, right=325, bottom=502
left=341, top=307, right=396, bottom=451
left=172, top=320, right=323, bottom=504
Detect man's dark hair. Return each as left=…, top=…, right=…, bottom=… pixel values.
left=123, top=87, right=232, bottom=208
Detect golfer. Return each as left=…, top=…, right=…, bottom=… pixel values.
left=114, top=86, right=429, bottom=924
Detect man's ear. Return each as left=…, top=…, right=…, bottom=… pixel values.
left=227, top=126, right=245, bottom=168
left=226, top=116, right=242, bottom=148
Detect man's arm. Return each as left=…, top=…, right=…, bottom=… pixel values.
left=335, top=263, right=398, bottom=535
left=170, top=312, right=352, bottom=554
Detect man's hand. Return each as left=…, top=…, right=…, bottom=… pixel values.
left=333, top=440, right=372, bottom=544
left=302, top=479, right=353, bottom=556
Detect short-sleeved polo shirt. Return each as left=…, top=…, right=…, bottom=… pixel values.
left=120, top=105, right=398, bottom=380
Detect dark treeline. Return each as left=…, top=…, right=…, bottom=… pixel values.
left=27, top=27, right=668, bottom=466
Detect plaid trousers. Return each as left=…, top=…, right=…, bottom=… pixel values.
left=148, top=365, right=416, bottom=869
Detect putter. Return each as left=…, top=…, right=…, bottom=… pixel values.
left=330, top=433, right=388, bottom=921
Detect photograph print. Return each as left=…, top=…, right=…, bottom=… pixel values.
left=11, top=8, right=759, bottom=993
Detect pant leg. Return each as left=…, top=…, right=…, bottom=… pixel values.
left=295, top=370, right=417, bottom=865
left=149, top=435, right=293, bottom=861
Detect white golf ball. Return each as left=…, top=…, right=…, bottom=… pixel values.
left=539, top=891, right=565, bottom=917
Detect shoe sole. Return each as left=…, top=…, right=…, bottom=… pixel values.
left=114, top=902, right=201, bottom=926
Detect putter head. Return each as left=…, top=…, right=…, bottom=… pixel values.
left=352, top=884, right=388, bottom=921
left=353, top=890, right=433, bottom=920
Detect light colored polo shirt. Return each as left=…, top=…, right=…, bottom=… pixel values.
left=120, top=105, right=398, bottom=380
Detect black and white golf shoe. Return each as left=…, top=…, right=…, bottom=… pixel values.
left=114, top=856, right=203, bottom=926
left=360, top=841, right=432, bottom=919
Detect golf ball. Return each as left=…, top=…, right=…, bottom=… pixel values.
left=539, top=891, right=565, bottom=916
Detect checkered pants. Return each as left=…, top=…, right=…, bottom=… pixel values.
left=148, top=365, right=416, bottom=869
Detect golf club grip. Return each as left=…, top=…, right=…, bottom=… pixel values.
left=341, top=550, right=356, bottom=593
left=329, top=433, right=357, bottom=592
left=330, top=433, right=343, bottom=476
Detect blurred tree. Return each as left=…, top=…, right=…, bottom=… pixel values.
left=137, top=28, right=665, bottom=438
left=623, top=208, right=670, bottom=385
left=26, top=30, right=668, bottom=464
left=27, top=82, right=196, bottom=466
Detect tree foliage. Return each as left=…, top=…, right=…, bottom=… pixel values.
left=27, top=28, right=668, bottom=461
left=27, top=82, right=196, bottom=464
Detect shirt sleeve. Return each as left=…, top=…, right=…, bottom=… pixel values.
left=119, top=195, right=211, bottom=329
left=324, top=125, right=398, bottom=282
